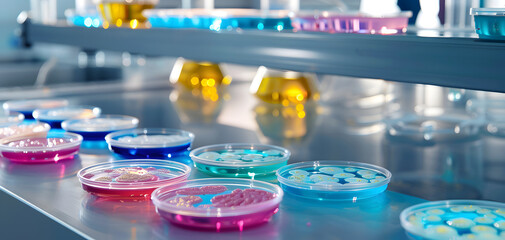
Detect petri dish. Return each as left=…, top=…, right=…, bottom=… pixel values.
left=385, top=110, right=483, bottom=144
left=292, top=11, right=412, bottom=34
left=62, top=115, right=139, bottom=140
left=3, top=99, right=69, bottom=119
left=400, top=200, right=505, bottom=240
left=0, top=131, right=82, bottom=163
left=470, top=8, right=505, bottom=40
left=0, top=122, right=50, bottom=144
left=190, top=143, right=291, bottom=177
left=0, top=111, right=24, bottom=127
left=78, top=160, right=191, bottom=198
left=276, top=160, right=391, bottom=201
left=33, top=105, right=101, bottom=129
left=151, top=178, right=283, bottom=230
left=144, top=8, right=292, bottom=31
left=105, top=128, right=194, bottom=159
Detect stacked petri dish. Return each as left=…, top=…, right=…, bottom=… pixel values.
left=144, top=8, right=292, bottom=31
left=471, top=8, right=505, bottom=40
left=190, top=143, right=290, bottom=177
left=292, top=11, right=412, bottom=34
left=276, top=160, right=391, bottom=200
left=151, top=178, right=283, bottom=230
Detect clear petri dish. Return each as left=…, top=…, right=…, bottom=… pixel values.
left=292, top=11, right=412, bottom=34
left=144, top=8, right=292, bottom=31
left=3, top=99, right=69, bottom=119
left=105, top=128, right=194, bottom=159
left=151, top=178, right=283, bottom=230
left=78, top=160, right=191, bottom=198
left=385, top=109, right=483, bottom=144
left=0, top=111, right=24, bottom=127
left=276, top=160, right=391, bottom=201
left=0, top=122, right=51, bottom=145
left=62, top=115, right=139, bottom=140
left=190, top=143, right=290, bottom=177
left=470, top=8, right=505, bottom=40
left=400, top=200, right=505, bottom=239
left=0, top=131, right=82, bottom=163
left=33, top=105, right=101, bottom=129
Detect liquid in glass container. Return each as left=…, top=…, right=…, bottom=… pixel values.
left=95, top=0, right=158, bottom=28
left=250, top=66, right=319, bottom=106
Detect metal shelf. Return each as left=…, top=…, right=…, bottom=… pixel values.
left=22, top=19, right=505, bottom=92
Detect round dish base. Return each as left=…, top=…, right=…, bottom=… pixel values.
left=194, top=162, right=287, bottom=177
left=158, top=205, right=279, bottom=230
left=280, top=183, right=388, bottom=201
left=81, top=184, right=156, bottom=199
left=110, top=144, right=191, bottom=159
left=2, top=146, right=80, bottom=163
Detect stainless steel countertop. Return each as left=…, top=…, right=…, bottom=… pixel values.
left=1, top=80, right=504, bottom=239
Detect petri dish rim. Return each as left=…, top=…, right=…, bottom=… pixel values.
left=0, top=131, right=82, bottom=152
left=105, top=128, right=195, bottom=149
left=62, top=114, right=139, bottom=132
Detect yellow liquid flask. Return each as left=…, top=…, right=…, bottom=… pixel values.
left=95, top=0, right=158, bottom=28
left=250, top=66, right=319, bottom=106
left=170, top=58, right=231, bottom=101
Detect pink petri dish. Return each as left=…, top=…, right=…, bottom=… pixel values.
left=78, top=160, right=191, bottom=199
left=151, top=178, right=283, bottom=231
left=292, top=11, right=412, bottom=34
left=0, top=131, right=82, bottom=163
left=0, top=122, right=51, bottom=144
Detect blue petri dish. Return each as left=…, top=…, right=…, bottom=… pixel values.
left=105, top=128, right=194, bottom=159
left=62, top=115, right=139, bottom=141
left=144, top=8, right=292, bottom=31
left=471, top=8, right=505, bottom=40
left=401, top=200, right=505, bottom=239
left=33, top=105, right=101, bottom=129
left=3, top=99, right=69, bottom=119
left=190, top=143, right=290, bottom=177
left=276, top=160, right=391, bottom=201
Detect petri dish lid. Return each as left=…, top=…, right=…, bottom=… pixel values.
left=62, top=115, right=139, bottom=132
left=190, top=143, right=291, bottom=167
left=3, top=99, right=69, bottom=112
left=33, top=105, right=101, bottom=121
left=470, top=8, right=505, bottom=16
left=0, top=111, right=24, bottom=127
left=276, top=160, right=391, bottom=191
left=0, top=122, right=51, bottom=144
left=78, top=160, right=191, bottom=190
left=151, top=178, right=283, bottom=217
left=0, top=131, right=82, bottom=152
left=400, top=200, right=505, bottom=239
left=385, top=108, right=484, bottom=143
left=105, top=128, right=195, bottom=149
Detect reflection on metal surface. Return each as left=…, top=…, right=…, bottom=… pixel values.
left=0, top=156, right=82, bottom=180
left=80, top=195, right=159, bottom=237
left=170, top=58, right=232, bottom=95
left=250, top=67, right=319, bottom=106
left=254, top=102, right=318, bottom=141
left=170, top=89, right=225, bottom=123
left=383, top=137, right=484, bottom=200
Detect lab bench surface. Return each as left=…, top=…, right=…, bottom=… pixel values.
left=0, top=81, right=504, bottom=239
